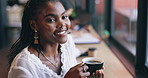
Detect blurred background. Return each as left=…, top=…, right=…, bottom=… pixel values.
left=0, top=0, right=148, bottom=78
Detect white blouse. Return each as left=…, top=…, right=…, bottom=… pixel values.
left=8, top=35, right=78, bottom=78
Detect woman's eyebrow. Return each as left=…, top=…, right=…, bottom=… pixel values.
left=61, top=11, right=67, bottom=15
left=44, top=14, right=56, bottom=18
left=44, top=10, right=67, bottom=18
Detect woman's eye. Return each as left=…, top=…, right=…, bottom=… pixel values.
left=47, top=18, right=56, bottom=23
left=62, top=15, right=68, bottom=20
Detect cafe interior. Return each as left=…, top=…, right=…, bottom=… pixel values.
left=0, top=0, right=148, bottom=78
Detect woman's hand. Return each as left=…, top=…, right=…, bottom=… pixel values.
left=88, top=67, right=104, bottom=78
left=93, top=67, right=104, bottom=78
left=64, top=63, right=90, bottom=78
left=95, top=69, right=104, bottom=78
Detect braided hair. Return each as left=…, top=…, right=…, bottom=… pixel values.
left=8, top=0, right=60, bottom=64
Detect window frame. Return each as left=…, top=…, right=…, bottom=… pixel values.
left=104, top=0, right=148, bottom=77
left=135, top=0, right=148, bottom=77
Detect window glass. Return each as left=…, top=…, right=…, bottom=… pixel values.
left=95, top=0, right=105, bottom=35
left=112, top=0, right=138, bottom=55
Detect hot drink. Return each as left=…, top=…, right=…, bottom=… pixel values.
left=85, top=60, right=101, bottom=64
left=82, top=57, right=104, bottom=74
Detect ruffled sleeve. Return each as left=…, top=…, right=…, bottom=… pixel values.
left=60, top=34, right=78, bottom=74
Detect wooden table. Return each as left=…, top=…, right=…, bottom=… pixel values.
left=73, top=25, right=133, bottom=78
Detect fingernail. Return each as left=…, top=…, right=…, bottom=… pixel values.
left=97, top=70, right=101, bottom=73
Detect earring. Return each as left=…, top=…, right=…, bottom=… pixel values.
left=34, top=30, right=39, bottom=44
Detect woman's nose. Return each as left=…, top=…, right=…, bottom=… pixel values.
left=56, top=20, right=66, bottom=28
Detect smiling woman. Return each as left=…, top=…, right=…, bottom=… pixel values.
left=7, top=0, right=104, bottom=78
left=30, top=2, right=72, bottom=44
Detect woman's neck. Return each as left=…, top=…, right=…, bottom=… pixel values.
left=41, top=43, right=59, bottom=58
left=29, top=42, right=61, bottom=59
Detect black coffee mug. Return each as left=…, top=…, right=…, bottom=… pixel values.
left=82, top=57, right=104, bottom=74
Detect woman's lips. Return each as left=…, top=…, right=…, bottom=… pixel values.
left=57, top=31, right=66, bottom=35
left=54, top=31, right=67, bottom=37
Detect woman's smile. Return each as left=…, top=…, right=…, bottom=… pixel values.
left=54, top=30, right=67, bottom=37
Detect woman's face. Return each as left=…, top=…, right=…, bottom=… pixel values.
left=34, top=2, right=71, bottom=44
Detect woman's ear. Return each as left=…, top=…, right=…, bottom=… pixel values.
left=66, top=8, right=73, bottom=16
left=29, top=20, right=37, bottom=31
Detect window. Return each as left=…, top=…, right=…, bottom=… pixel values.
left=112, top=0, right=138, bottom=56
left=95, top=0, right=105, bottom=35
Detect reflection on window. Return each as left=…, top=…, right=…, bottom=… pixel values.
left=112, top=0, right=138, bottom=55
left=95, top=0, right=105, bottom=35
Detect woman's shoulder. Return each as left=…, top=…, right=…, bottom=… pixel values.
left=10, top=47, right=42, bottom=68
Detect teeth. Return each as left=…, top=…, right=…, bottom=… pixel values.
left=57, top=31, right=65, bottom=35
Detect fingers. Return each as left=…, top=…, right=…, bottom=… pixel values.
left=78, top=65, right=89, bottom=72
left=80, top=65, right=90, bottom=77
left=72, top=63, right=104, bottom=78
left=96, top=70, right=104, bottom=78
left=80, top=71, right=90, bottom=77
left=73, top=63, right=90, bottom=77
left=65, top=63, right=91, bottom=78
left=83, top=65, right=89, bottom=72
left=102, top=66, right=105, bottom=69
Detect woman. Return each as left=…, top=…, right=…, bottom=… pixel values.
left=8, top=0, right=103, bottom=78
